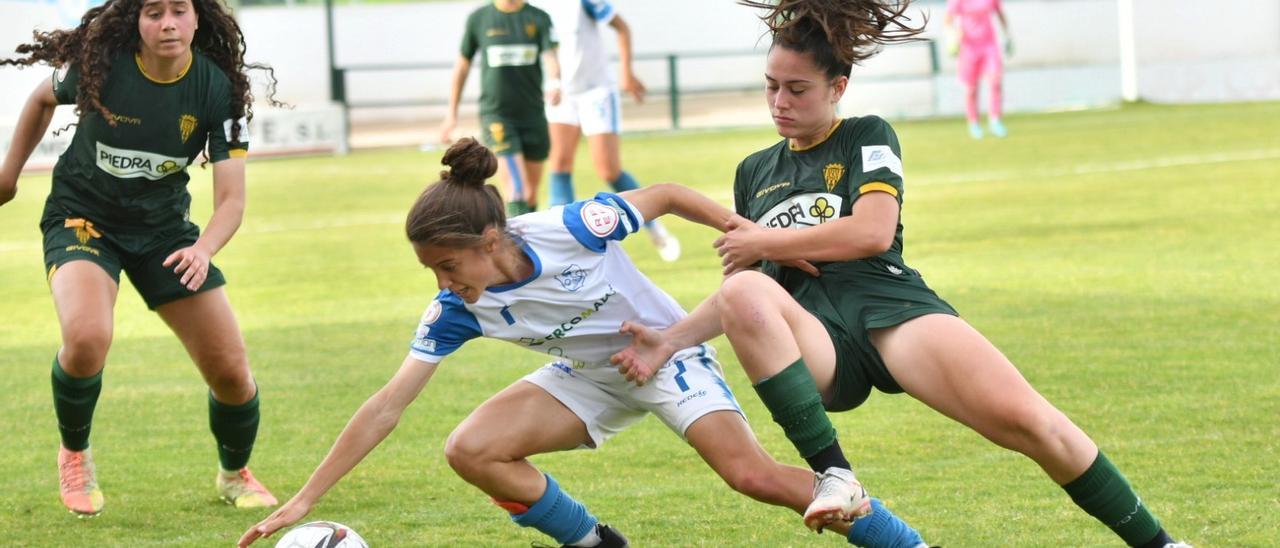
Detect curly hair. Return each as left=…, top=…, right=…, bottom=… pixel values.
left=1, top=0, right=281, bottom=146
left=740, top=0, right=926, bottom=79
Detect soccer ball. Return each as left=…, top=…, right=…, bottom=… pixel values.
left=274, top=521, right=368, bottom=548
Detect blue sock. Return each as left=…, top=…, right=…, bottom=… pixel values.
left=549, top=172, right=575, bottom=206
left=510, top=473, right=598, bottom=545
left=608, top=171, right=655, bottom=228
left=847, top=498, right=925, bottom=548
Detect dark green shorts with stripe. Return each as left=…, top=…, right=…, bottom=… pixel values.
left=480, top=114, right=550, bottom=161
left=784, top=258, right=958, bottom=411
left=41, top=215, right=225, bottom=309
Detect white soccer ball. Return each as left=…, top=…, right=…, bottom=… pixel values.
left=274, top=521, right=368, bottom=548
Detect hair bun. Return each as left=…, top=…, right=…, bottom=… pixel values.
left=440, top=137, right=498, bottom=186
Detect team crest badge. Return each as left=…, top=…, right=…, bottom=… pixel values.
left=580, top=201, right=619, bottom=237
left=556, top=264, right=587, bottom=292
left=488, top=122, right=506, bottom=145
left=179, top=114, right=198, bottom=143
left=808, top=197, right=836, bottom=224
left=822, top=163, right=845, bottom=192
left=422, top=300, right=443, bottom=325
left=525, top=23, right=538, bottom=38
left=64, top=218, right=102, bottom=245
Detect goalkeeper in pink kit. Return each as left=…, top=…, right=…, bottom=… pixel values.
left=946, top=0, right=1010, bottom=138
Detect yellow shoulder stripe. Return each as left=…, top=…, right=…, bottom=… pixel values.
left=859, top=181, right=899, bottom=197
left=228, top=149, right=248, bottom=158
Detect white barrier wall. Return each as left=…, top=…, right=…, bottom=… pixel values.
left=1, top=0, right=1278, bottom=156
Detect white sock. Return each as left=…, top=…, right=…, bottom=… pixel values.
left=567, top=524, right=602, bottom=547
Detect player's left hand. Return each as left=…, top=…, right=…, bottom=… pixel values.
left=238, top=496, right=313, bottom=547
left=546, top=88, right=562, bottom=107
left=716, top=216, right=821, bottom=277
left=621, top=72, right=646, bottom=104
left=611, top=320, right=674, bottom=386
left=163, top=244, right=213, bottom=291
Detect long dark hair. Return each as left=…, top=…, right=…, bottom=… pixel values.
left=740, top=0, right=926, bottom=79
left=405, top=138, right=507, bottom=249
left=1, top=0, right=280, bottom=145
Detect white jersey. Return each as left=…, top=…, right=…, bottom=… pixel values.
left=410, top=192, right=687, bottom=369
left=543, top=0, right=616, bottom=94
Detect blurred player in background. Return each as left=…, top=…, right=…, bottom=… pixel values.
left=440, top=0, right=560, bottom=216
left=0, top=0, right=279, bottom=517
left=945, top=0, right=1011, bottom=138
left=541, top=0, right=681, bottom=262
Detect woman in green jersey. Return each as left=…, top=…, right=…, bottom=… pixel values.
left=440, top=0, right=562, bottom=217
left=0, top=0, right=278, bottom=517
left=613, top=1, right=1187, bottom=546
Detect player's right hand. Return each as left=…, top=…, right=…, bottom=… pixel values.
left=438, top=116, right=457, bottom=146
left=611, top=321, right=675, bottom=386
left=238, top=497, right=313, bottom=547
left=0, top=171, right=18, bottom=206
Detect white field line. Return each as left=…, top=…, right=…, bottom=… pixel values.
left=3, top=148, right=1277, bottom=253
left=911, top=147, right=1280, bottom=187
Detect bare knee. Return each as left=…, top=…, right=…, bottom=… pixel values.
left=718, top=271, right=782, bottom=327
left=60, top=326, right=112, bottom=374
left=444, top=426, right=495, bottom=480
left=198, top=345, right=254, bottom=401
left=990, top=403, right=1073, bottom=457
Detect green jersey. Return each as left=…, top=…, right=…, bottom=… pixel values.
left=45, top=50, right=248, bottom=232
left=460, top=2, right=556, bottom=120
left=734, top=116, right=913, bottom=289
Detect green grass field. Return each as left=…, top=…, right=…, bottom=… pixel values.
left=1, top=102, right=1277, bottom=546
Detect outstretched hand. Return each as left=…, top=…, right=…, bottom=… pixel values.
left=611, top=321, right=676, bottom=386
left=238, top=497, right=313, bottom=547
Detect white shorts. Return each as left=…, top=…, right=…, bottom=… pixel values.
left=521, top=343, right=743, bottom=448
left=545, top=86, right=622, bottom=136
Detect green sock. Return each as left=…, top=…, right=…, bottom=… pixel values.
left=51, top=356, right=102, bottom=451
left=209, top=390, right=260, bottom=471
left=752, top=359, right=838, bottom=461
left=1062, top=451, right=1163, bottom=546
left=507, top=200, right=532, bottom=216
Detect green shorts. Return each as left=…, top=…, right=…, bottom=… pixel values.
left=480, top=114, right=550, bottom=161
left=41, top=215, right=226, bottom=310
left=787, top=258, right=958, bottom=412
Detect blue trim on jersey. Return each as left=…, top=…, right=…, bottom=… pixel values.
left=582, top=0, right=614, bottom=21
left=489, top=241, right=543, bottom=293
left=411, top=290, right=482, bottom=359
left=561, top=192, right=644, bottom=253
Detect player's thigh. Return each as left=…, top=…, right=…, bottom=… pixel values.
left=872, top=315, right=1062, bottom=441
left=585, top=132, right=622, bottom=183
left=156, top=287, right=254, bottom=400
left=451, top=379, right=592, bottom=458
left=49, top=261, right=120, bottom=372
left=547, top=122, right=582, bottom=172
left=720, top=271, right=838, bottom=391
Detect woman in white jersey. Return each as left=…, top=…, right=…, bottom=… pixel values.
left=542, top=0, right=681, bottom=262
left=238, top=138, right=929, bottom=548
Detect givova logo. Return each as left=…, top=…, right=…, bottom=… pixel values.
left=758, top=193, right=845, bottom=229
left=95, top=142, right=188, bottom=180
